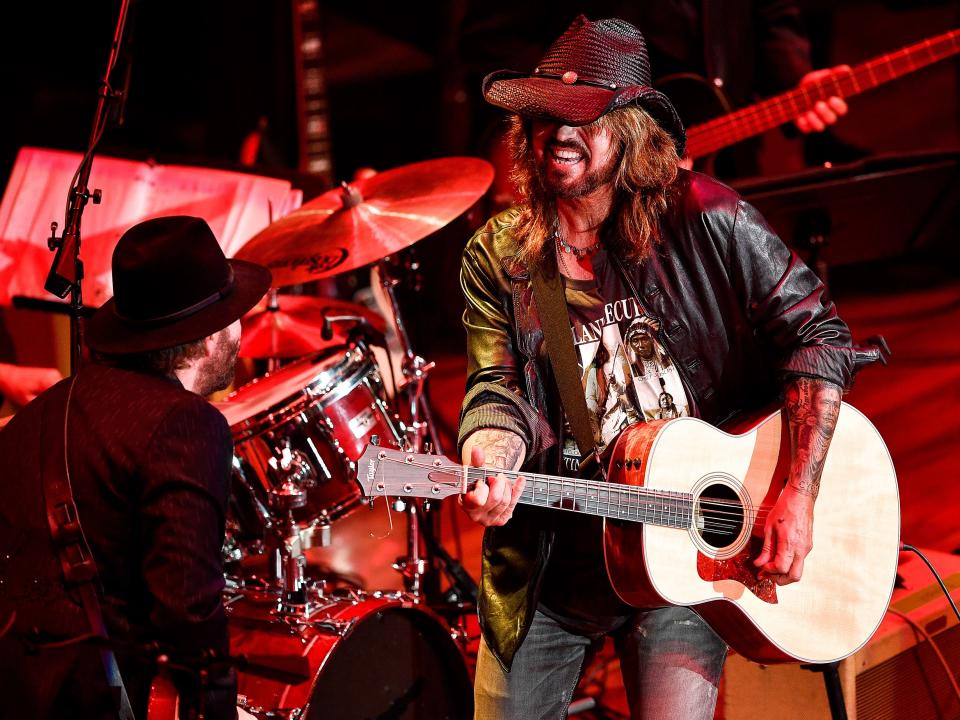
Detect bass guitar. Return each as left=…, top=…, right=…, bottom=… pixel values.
left=357, top=402, right=900, bottom=665
left=669, top=28, right=960, bottom=162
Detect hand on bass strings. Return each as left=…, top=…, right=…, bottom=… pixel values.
left=794, top=65, right=851, bottom=133
left=459, top=428, right=526, bottom=527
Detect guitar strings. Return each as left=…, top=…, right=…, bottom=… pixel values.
left=391, top=458, right=775, bottom=524
left=385, top=457, right=779, bottom=526
left=688, top=41, right=945, bottom=155
left=375, top=457, right=770, bottom=534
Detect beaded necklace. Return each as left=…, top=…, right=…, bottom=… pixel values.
left=554, top=229, right=602, bottom=259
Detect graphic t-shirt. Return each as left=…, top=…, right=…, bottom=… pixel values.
left=539, top=249, right=690, bottom=634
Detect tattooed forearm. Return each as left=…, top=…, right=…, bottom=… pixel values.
left=784, top=376, right=842, bottom=498
left=463, top=428, right=527, bottom=471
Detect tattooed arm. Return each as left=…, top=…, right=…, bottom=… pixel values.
left=459, top=428, right=527, bottom=527
left=754, top=376, right=843, bottom=585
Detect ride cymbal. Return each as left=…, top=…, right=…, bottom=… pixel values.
left=234, top=157, right=493, bottom=286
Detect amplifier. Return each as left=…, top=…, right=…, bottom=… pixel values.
left=721, top=549, right=960, bottom=720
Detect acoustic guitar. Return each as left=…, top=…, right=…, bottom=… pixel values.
left=357, top=402, right=900, bottom=665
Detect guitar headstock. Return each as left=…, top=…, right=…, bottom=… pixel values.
left=356, top=444, right=465, bottom=501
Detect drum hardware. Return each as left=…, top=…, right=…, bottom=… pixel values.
left=269, top=442, right=318, bottom=490
left=240, top=292, right=387, bottom=362
left=268, top=481, right=311, bottom=616
left=264, top=288, right=281, bottom=373
left=375, top=255, right=475, bottom=602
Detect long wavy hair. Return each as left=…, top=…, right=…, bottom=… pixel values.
left=507, top=105, right=679, bottom=266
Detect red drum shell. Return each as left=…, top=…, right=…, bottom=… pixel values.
left=214, top=344, right=402, bottom=541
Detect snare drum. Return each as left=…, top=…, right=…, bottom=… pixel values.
left=215, top=343, right=402, bottom=543
left=228, top=590, right=473, bottom=719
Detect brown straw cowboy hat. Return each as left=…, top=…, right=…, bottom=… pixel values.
left=86, top=216, right=271, bottom=354
left=482, top=15, right=686, bottom=156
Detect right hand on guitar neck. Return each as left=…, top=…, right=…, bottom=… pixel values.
left=459, top=428, right=527, bottom=527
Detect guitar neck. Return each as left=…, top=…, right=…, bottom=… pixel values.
left=465, top=466, right=693, bottom=529
left=685, top=28, right=960, bottom=159
left=292, top=0, right=335, bottom=183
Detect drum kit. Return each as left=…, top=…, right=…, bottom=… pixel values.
left=210, top=157, right=493, bottom=718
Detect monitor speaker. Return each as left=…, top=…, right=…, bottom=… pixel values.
left=721, top=549, right=960, bottom=720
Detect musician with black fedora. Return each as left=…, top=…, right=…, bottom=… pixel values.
left=0, top=216, right=270, bottom=719
left=457, top=16, right=879, bottom=719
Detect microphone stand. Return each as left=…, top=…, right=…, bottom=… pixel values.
left=44, top=0, right=134, bottom=374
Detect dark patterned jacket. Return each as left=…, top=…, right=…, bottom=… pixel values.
left=458, top=170, right=879, bottom=670
left=0, top=363, right=235, bottom=719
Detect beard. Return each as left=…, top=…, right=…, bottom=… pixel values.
left=194, top=328, right=240, bottom=396
left=538, top=140, right=619, bottom=199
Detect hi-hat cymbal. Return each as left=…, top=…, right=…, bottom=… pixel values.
left=240, top=295, right=387, bottom=359
left=234, top=157, right=494, bottom=287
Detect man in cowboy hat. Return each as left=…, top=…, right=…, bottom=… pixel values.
left=0, top=216, right=270, bottom=719
left=457, top=16, right=878, bottom=718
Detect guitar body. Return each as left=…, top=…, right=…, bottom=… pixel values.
left=603, top=403, right=900, bottom=664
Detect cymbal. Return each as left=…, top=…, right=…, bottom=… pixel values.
left=234, top=157, right=494, bottom=286
left=239, top=295, right=387, bottom=359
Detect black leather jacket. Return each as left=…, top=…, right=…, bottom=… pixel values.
left=458, top=170, right=877, bottom=670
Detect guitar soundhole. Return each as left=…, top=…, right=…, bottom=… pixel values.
left=695, top=483, right=745, bottom=551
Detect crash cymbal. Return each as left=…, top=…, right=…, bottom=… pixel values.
left=240, top=294, right=387, bottom=359
left=234, top=157, right=494, bottom=286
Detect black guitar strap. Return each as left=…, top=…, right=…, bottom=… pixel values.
left=529, top=250, right=600, bottom=468
left=39, top=376, right=135, bottom=720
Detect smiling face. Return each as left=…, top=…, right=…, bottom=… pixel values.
left=530, top=120, right=620, bottom=199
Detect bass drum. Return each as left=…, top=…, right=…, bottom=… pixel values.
left=228, top=590, right=473, bottom=719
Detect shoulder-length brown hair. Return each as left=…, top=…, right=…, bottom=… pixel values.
left=507, top=105, right=679, bottom=266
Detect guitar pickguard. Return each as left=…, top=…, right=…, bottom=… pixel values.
left=697, top=535, right=778, bottom=604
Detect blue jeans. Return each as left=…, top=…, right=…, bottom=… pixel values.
left=474, top=606, right=727, bottom=720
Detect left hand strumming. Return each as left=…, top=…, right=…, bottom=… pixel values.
left=794, top=65, right=851, bottom=133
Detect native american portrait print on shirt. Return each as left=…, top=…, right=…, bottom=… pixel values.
left=561, top=282, right=690, bottom=474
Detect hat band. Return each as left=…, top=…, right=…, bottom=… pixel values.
left=531, top=72, right=624, bottom=91
left=115, top=266, right=236, bottom=326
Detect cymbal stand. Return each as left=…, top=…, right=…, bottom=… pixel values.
left=376, top=255, right=477, bottom=606
left=376, top=255, right=440, bottom=453
left=268, top=481, right=311, bottom=616
left=264, top=288, right=281, bottom=373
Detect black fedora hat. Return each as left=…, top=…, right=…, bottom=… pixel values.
left=86, top=216, right=271, bottom=354
left=483, top=15, right=686, bottom=156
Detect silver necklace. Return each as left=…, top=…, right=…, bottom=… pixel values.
left=554, top=229, right=602, bottom=259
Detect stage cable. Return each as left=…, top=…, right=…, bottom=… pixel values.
left=883, top=543, right=960, bottom=705
left=901, top=544, right=960, bottom=624
left=0, top=611, right=14, bottom=641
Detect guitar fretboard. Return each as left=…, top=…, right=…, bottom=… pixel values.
left=686, top=29, right=960, bottom=159
left=293, top=0, right=334, bottom=183
left=465, top=467, right=693, bottom=529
